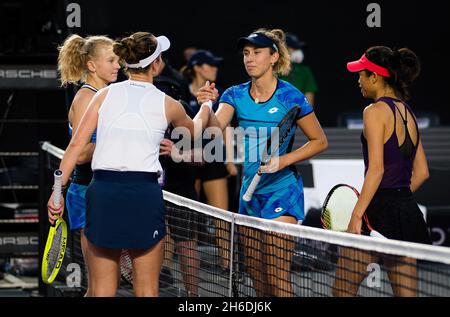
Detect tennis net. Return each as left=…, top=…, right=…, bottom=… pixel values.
left=39, top=142, right=450, bottom=297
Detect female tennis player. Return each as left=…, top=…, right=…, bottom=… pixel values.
left=181, top=50, right=237, bottom=275
left=333, top=46, right=431, bottom=297
left=197, top=28, right=328, bottom=296
left=48, top=31, right=212, bottom=297
left=57, top=34, right=120, bottom=296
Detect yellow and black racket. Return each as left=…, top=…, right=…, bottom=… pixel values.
left=41, top=169, right=68, bottom=284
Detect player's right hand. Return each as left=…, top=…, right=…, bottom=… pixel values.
left=226, top=162, right=238, bottom=177
left=47, top=191, right=64, bottom=225
left=196, top=81, right=219, bottom=105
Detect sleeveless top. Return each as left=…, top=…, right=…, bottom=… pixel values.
left=92, top=80, right=168, bottom=173
left=361, top=96, right=419, bottom=189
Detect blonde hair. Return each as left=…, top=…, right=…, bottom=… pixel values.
left=57, top=34, right=114, bottom=87
left=180, top=65, right=195, bottom=82
left=254, top=28, right=291, bottom=76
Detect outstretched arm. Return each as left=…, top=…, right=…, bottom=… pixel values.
left=165, top=95, right=211, bottom=139
left=208, top=103, right=235, bottom=131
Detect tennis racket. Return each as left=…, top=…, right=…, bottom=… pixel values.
left=321, top=184, right=385, bottom=238
left=41, top=169, right=68, bottom=284
left=120, top=249, right=133, bottom=285
left=243, top=106, right=300, bottom=202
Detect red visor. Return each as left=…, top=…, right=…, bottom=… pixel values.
left=347, top=54, right=391, bottom=77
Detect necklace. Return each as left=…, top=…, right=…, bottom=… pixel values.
left=255, top=97, right=260, bottom=104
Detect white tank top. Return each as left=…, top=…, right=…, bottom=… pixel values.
left=92, top=79, right=168, bottom=173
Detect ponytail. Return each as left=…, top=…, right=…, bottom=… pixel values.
left=365, top=46, right=420, bottom=100
left=58, top=34, right=114, bottom=86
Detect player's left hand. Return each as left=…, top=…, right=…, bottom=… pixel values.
left=346, top=213, right=362, bottom=235
left=160, top=139, right=173, bottom=156
left=259, top=156, right=288, bottom=174
left=226, top=162, right=238, bottom=176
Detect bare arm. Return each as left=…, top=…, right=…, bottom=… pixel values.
left=196, top=82, right=233, bottom=131
left=283, top=112, right=327, bottom=166
left=348, top=105, right=385, bottom=233
left=305, top=92, right=315, bottom=107
left=48, top=88, right=107, bottom=224
left=410, top=140, right=429, bottom=193
left=59, top=89, right=108, bottom=186
left=224, top=125, right=235, bottom=163
left=208, top=103, right=235, bottom=131
left=224, top=124, right=238, bottom=176
left=260, top=112, right=328, bottom=174
left=165, top=96, right=211, bottom=139
left=69, top=89, right=97, bottom=164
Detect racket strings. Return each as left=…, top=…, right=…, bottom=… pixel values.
left=120, top=250, right=133, bottom=284
left=46, top=225, right=64, bottom=277
left=321, top=207, right=332, bottom=229
left=321, top=185, right=359, bottom=232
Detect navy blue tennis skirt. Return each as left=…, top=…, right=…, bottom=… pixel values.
left=84, top=170, right=166, bottom=249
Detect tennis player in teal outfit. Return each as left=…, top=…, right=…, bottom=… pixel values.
left=197, top=28, right=328, bottom=296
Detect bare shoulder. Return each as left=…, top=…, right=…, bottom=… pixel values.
left=94, top=87, right=109, bottom=102
left=363, top=102, right=390, bottom=120
left=164, top=94, right=181, bottom=108
left=164, top=95, right=184, bottom=122
left=164, top=94, right=183, bottom=114
left=71, top=88, right=96, bottom=112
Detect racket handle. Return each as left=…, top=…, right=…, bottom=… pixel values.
left=370, top=230, right=387, bottom=239
left=53, top=170, right=63, bottom=208
left=243, top=173, right=261, bottom=202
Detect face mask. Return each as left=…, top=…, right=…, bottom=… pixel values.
left=290, top=49, right=304, bottom=64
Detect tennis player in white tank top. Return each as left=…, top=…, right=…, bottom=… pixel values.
left=47, top=32, right=213, bottom=297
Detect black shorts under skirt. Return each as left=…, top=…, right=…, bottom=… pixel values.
left=365, top=188, right=431, bottom=245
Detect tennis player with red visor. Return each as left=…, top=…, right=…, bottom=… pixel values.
left=332, top=46, right=431, bottom=297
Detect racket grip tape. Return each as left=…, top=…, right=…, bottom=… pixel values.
left=53, top=170, right=63, bottom=208
left=243, top=173, right=261, bottom=202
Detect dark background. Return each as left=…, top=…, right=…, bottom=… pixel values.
left=1, top=1, right=450, bottom=295
left=1, top=0, right=449, bottom=127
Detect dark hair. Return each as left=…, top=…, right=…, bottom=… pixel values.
left=364, top=46, right=420, bottom=100
left=113, top=32, right=157, bottom=74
